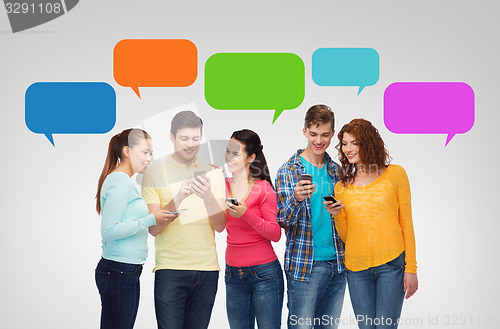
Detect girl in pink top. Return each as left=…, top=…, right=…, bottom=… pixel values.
left=224, top=129, right=284, bottom=329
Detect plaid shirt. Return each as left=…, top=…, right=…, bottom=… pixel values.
left=275, top=149, right=345, bottom=282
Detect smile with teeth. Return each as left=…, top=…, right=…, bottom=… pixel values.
left=313, top=144, right=324, bottom=149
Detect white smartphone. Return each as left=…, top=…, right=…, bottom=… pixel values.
left=171, top=209, right=187, bottom=215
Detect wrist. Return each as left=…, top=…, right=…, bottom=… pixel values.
left=174, top=193, right=186, bottom=205
left=203, top=192, right=216, bottom=204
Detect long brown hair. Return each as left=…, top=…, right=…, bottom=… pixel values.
left=336, top=119, right=391, bottom=185
left=95, top=128, right=151, bottom=214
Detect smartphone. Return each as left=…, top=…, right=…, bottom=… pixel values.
left=171, top=209, right=187, bottom=215
left=226, top=198, right=238, bottom=206
left=323, top=195, right=337, bottom=203
left=194, top=170, right=206, bottom=184
left=301, top=174, right=312, bottom=185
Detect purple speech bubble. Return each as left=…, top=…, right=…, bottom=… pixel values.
left=384, top=82, right=475, bottom=146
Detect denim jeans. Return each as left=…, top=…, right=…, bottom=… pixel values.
left=347, top=252, right=406, bottom=329
left=287, top=260, right=346, bottom=329
left=225, top=259, right=284, bottom=329
left=154, top=269, right=219, bottom=329
left=95, top=258, right=143, bottom=329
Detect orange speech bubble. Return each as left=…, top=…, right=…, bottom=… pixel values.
left=113, top=39, right=197, bottom=98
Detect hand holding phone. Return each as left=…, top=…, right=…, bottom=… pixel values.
left=323, top=196, right=343, bottom=216
left=295, top=173, right=315, bottom=202
left=301, top=174, right=312, bottom=185
left=225, top=198, right=238, bottom=206
left=171, top=208, right=187, bottom=215
left=225, top=198, right=247, bottom=218
left=192, top=171, right=213, bottom=199
left=194, top=171, right=206, bottom=184
left=323, top=195, right=337, bottom=203
left=153, top=209, right=180, bottom=226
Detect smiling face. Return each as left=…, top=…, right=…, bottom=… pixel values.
left=170, top=127, right=201, bottom=165
left=303, top=122, right=334, bottom=157
left=225, top=138, right=255, bottom=175
left=341, top=132, right=361, bottom=165
left=129, top=138, right=153, bottom=174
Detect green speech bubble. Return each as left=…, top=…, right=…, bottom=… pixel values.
left=205, top=53, right=305, bottom=123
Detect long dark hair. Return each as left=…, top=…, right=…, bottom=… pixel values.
left=336, top=119, right=391, bottom=185
left=231, top=129, right=273, bottom=189
left=95, top=128, right=151, bottom=214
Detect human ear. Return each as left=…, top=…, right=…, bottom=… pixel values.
left=122, top=146, right=130, bottom=158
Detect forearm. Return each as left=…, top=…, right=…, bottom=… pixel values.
left=242, top=208, right=281, bottom=242
left=146, top=203, right=165, bottom=237
left=400, top=206, right=417, bottom=273
left=277, top=195, right=303, bottom=227
left=148, top=192, right=188, bottom=236
left=102, top=214, right=156, bottom=241
left=149, top=218, right=171, bottom=237
left=169, top=192, right=186, bottom=211
left=204, top=194, right=226, bottom=232
left=333, top=212, right=347, bottom=243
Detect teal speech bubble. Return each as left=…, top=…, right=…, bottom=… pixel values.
left=312, top=48, right=380, bottom=95
left=205, top=53, right=305, bottom=123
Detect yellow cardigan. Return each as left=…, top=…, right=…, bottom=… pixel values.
left=334, top=165, right=417, bottom=273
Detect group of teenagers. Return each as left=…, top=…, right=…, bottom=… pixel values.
left=94, top=104, right=418, bottom=329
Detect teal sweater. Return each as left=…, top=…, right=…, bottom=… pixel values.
left=100, top=172, right=156, bottom=264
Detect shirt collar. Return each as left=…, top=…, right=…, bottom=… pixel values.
left=291, top=148, right=333, bottom=167
left=166, top=155, right=202, bottom=169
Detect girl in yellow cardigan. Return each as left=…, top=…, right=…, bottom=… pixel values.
left=325, top=119, right=418, bottom=329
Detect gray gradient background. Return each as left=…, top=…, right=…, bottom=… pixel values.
left=1, top=0, right=499, bottom=328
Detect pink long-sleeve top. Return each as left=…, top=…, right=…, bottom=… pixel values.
left=225, top=178, right=281, bottom=267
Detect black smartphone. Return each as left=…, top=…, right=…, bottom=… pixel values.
left=323, top=195, right=337, bottom=203
left=301, top=174, right=312, bottom=185
left=226, top=198, right=238, bottom=206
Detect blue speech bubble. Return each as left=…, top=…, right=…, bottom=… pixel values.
left=25, top=82, right=116, bottom=146
left=312, top=48, right=380, bottom=95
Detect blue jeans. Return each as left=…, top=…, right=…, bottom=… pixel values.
left=154, top=269, right=219, bottom=329
left=95, top=258, right=143, bottom=329
left=287, top=260, right=346, bottom=329
left=347, top=252, right=406, bottom=329
left=225, top=259, right=284, bottom=329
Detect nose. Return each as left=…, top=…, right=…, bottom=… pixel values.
left=146, top=153, right=152, bottom=163
left=315, top=135, right=322, bottom=144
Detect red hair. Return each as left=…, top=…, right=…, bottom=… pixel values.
left=336, top=119, right=391, bottom=185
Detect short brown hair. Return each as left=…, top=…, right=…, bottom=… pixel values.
left=170, top=111, right=203, bottom=137
left=304, top=104, right=335, bottom=131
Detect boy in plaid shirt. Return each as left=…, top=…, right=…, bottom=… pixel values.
left=275, top=105, right=346, bottom=329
